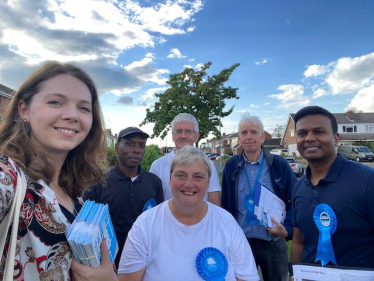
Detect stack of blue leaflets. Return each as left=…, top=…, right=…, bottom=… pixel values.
left=66, top=200, right=118, bottom=267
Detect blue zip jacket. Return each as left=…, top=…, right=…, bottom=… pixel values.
left=221, top=147, right=297, bottom=240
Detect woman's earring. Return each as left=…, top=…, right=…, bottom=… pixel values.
left=24, top=119, right=27, bottom=122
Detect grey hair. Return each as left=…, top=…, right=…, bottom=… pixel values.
left=238, top=113, right=264, bottom=133
left=170, top=145, right=211, bottom=179
left=171, top=113, right=199, bottom=134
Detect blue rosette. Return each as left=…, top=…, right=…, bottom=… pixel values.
left=243, top=194, right=257, bottom=225
left=313, top=204, right=338, bottom=266
left=196, top=247, right=228, bottom=281
left=143, top=198, right=156, bottom=212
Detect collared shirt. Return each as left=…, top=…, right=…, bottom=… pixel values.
left=149, top=150, right=221, bottom=201
left=237, top=151, right=275, bottom=240
left=83, top=164, right=164, bottom=268
left=293, top=153, right=374, bottom=267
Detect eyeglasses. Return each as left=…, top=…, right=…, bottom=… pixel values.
left=174, top=129, right=195, bottom=135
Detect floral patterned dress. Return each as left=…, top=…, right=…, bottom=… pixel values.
left=0, top=155, right=82, bottom=281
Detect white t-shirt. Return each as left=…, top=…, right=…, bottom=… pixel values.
left=118, top=201, right=259, bottom=281
left=150, top=150, right=221, bottom=200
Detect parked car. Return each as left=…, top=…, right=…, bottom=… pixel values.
left=216, top=154, right=231, bottom=160
left=337, top=145, right=374, bottom=162
left=208, top=153, right=220, bottom=160
left=285, top=157, right=304, bottom=177
left=269, top=149, right=288, bottom=156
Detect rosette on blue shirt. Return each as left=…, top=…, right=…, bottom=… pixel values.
left=196, top=247, right=228, bottom=281
left=243, top=194, right=258, bottom=225
left=313, top=204, right=338, bottom=266
left=143, top=198, right=156, bottom=212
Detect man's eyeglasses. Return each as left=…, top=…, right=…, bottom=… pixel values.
left=174, top=129, right=195, bottom=135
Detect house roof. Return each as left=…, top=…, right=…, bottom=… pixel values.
left=0, top=84, right=15, bottom=99
left=221, top=132, right=237, bottom=141
left=288, top=112, right=374, bottom=125
left=283, top=112, right=374, bottom=143
left=263, top=138, right=281, bottom=146
left=334, top=113, right=374, bottom=124
left=339, top=133, right=374, bottom=141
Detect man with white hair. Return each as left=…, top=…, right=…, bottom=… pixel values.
left=222, top=114, right=297, bottom=281
left=150, top=113, right=221, bottom=205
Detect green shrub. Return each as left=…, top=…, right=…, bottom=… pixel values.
left=141, top=144, right=162, bottom=171
left=107, top=146, right=118, bottom=168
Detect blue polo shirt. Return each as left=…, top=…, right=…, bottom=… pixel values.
left=238, top=151, right=275, bottom=240
left=292, top=153, right=374, bottom=268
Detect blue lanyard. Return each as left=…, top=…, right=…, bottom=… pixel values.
left=242, top=158, right=264, bottom=197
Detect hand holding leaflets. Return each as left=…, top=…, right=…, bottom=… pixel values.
left=66, top=200, right=118, bottom=267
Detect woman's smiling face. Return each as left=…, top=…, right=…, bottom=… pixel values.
left=169, top=159, right=209, bottom=208
left=18, top=74, right=93, bottom=160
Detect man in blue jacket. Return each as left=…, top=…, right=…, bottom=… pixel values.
left=222, top=114, right=297, bottom=281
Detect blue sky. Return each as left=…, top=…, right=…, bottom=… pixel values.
left=0, top=0, right=373, bottom=146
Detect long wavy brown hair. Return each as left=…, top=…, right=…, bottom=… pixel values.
left=0, top=61, right=107, bottom=197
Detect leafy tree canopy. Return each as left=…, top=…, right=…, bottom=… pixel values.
left=140, top=62, right=240, bottom=146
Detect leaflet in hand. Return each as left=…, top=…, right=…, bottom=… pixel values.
left=66, top=200, right=118, bottom=267
left=255, top=185, right=286, bottom=228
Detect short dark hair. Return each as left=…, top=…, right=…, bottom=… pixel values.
left=294, top=106, right=338, bottom=134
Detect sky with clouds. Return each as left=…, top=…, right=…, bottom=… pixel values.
left=0, top=0, right=373, bottom=146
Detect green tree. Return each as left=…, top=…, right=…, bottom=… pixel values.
left=141, top=144, right=162, bottom=171
left=273, top=124, right=286, bottom=138
left=107, top=146, right=118, bottom=168
left=347, top=107, right=363, bottom=113
left=140, top=62, right=240, bottom=146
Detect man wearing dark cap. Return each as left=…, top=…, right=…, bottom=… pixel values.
left=83, top=127, right=164, bottom=269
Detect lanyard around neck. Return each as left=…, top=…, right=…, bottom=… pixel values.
left=243, top=158, right=264, bottom=196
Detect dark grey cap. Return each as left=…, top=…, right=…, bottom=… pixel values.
left=118, top=127, right=149, bottom=141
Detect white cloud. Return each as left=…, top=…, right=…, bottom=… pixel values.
left=264, top=102, right=270, bottom=106
left=304, top=64, right=329, bottom=77
left=124, top=54, right=169, bottom=85
left=312, top=85, right=328, bottom=99
left=183, top=62, right=204, bottom=70
left=346, top=84, right=374, bottom=112
left=188, top=58, right=195, bottom=62
left=121, top=0, right=203, bottom=35
left=187, top=26, right=195, bottom=32
left=0, top=0, right=201, bottom=90
left=254, top=58, right=270, bottom=65
left=141, top=87, right=168, bottom=100
left=195, top=63, right=204, bottom=69
left=269, top=84, right=310, bottom=109
left=167, top=48, right=187, bottom=59
left=326, top=53, right=374, bottom=94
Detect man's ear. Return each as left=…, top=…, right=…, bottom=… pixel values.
left=115, top=142, right=119, bottom=153
left=334, top=133, right=340, bottom=147
left=18, top=100, right=29, bottom=121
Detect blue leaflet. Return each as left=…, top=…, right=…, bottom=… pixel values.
left=66, top=200, right=118, bottom=267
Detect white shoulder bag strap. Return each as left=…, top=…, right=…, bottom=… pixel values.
left=0, top=167, right=27, bottom=280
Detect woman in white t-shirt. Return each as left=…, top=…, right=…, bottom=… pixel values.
left=118, top=145, right=259, bottom=281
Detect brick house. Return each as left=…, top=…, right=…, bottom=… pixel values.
left=0, top=84, right=15, bottom=121
left=233, top=131, right=274, bottom=155
left=282, top=111, right=374, bottom=156
left=202, top=131, right=275, bottom=155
